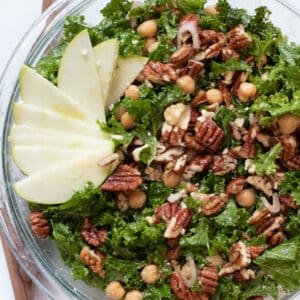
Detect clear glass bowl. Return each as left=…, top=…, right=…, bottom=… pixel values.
left=0, top=0, right=300, bottom=299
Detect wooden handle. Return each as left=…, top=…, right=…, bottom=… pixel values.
left=1, top=4, right=55, bottom=300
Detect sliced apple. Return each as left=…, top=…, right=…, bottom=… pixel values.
left=12, top=145, right=112, bottom=175
left=94, top=39, right=119, bottom=104
left=19, top=66, right=90, bottom=122
left=106, top=55, right=148, bottom=109
left=13, top=103, right=108, bottom=139
left=14, top=151, right=118, bottom=204
left=57, top=29, right=105, bottom=122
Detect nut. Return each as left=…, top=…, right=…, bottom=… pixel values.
left=247, top=245, right=266, bottom=259
left=225, top=177, right=245, bottom=195
left=201, top=193, right=229, bottom=216
left=279, top=194, right=297, bottom=210
left=238, top=142, right=256, bottom=159
left=80, top=218, right=108, bottom=247
left=79, top=246, right=105, bottom=277
left=246, top=176, right=273, bottom=197
left=220, top=45, right=240, bottom=61
left=219, top=241, right=251, bottom=276
left=211, top=154, right=238, bottom=175
left=29, top=211, right=52, bottom=239
left=101, top=164, right=142, bottom=192
left=183, top=154, right=213, bottom=181
left=235, top=268, right=255, bottom=282
left=195, top=118, right=225, bottom=152
left=115, top=192, right=130, bottom=212
left=179, top=60, right=204, bottom=78
left=280, top=135, right=297, bottom=162
left=142, top=61, right=177, bottom=84
left=218, top=80, right=231, bottom=107
left=164, top=103, right=188, bottom=126
left=200, top=266, right=218, bottom=295
left=229, top=24, right=252, bottom=50
left=285, top=155, right=300, bottom=170
left=170, top=44, right=195, bottom=66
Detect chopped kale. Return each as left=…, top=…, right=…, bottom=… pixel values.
left=200, top=171, right=225, bottom=194
left=278, top=170, right=300, bottom=206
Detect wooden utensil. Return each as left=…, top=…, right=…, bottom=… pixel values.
left=0, top=5, right=54, bottom=300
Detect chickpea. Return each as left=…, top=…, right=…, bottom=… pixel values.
left=162, top=171, right=181, bottom=188
left=137, top=20, right=158, bottom=38
left=125, top=85, right=140, bottom=100
left=176, top=75, right=196, bottom=94
left=128, top=191, right=147, bottom=209
left=143, top=37, right=157, bottom=52
left=237, top=82, right=257, bottom=102
left=121, top=112, right=136, bottom=130
left=125, top=290, right=143, bottom=300
left=277, top=113, right=300, bottom=135
left=235, top=189, right=256, bottom=208
left=105, top=281, right=126, bottom=300
left=205, top=5, right=218, bottom=15
left=141, top=264, right=161, bottom=284
left=181, top=263, right=191, bottom=279
left=206, top=88, right=223, bottom=104
left=115, top=106, right=126, bottom=121
left=206, top=254, right=224, bottom=267
left=148, top=41, right=160, bottom=53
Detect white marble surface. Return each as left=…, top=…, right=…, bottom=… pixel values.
left=0, top=1, right=300, bottom=300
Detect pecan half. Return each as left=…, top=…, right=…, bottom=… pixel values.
left=211, top=154, right=238, bottom=175
left=201, top=193, right=229, bottom=216
left=79, top=246, right=105, bottom=278
left=170, top=44, right=195, bottom=66
left=200, top=266, right=218, bottom=295
left=169, top=273, right=208, bottom=300
left=238, top=142, right=256, bottom=159
left=229, top=24, right=252, bottom=50
left=142, top=61, right=177, bottom=84
left=226, top=176, right=245, bottom=195
left=257, top=133, right=278, bottom=148
left=248, top=207, right=272, bottom=226
left=280, top=135, right=297, bottom=162
left=221, top=45, right=240, bottom=61
left=235, top=268, right=255, bottom=282
left=246, top=176, right=273, bottom=197
left=155, top=202, right=180, bottom=223
left=285, top=155, right=300, bottom=170
left=229, top=118, right=247, bottom=141
left=179, top=60, right=205, bottom=78
left=29, top=211, right=52, bottom=239
left=80, top=218, right=108, bottom=247
left=164, top=208, right=193, bottom=239
left=195, top=118, right=225, bottom=152
left=247, top=245, right=266, bottom=259
left=268, top=231, right=285, bottom=247
left=218, top=80, right=231, bottom=107
left=183, top=154, right=213, bottom=181
left=191, top=91, right=207, bottom=109
left=155, top=145, right=185, bottom=163
left=101, top=164, right=142, bottom=192
left=279, top=194, right=297, bottom=210
left=219, top=241, right=251, bottom=276
left=184, top=133, right=206, bottom=152
left=167, top=246, right=181, bottom=260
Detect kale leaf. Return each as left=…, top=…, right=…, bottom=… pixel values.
left=250, top=92, right=300, bottom=127
left=255, top=239, right=300, bottom=291
left=200, top=171, right=225, bottom=194
left=278, top=170, right=300, bottom=206
left=251, top=143, right=283, bottom=176
left=143, top=282, right=176, bottom=300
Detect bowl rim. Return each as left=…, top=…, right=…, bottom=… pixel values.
left=0, top=0, right=300, bottom=299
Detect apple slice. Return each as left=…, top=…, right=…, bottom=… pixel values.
left=20, top=66, right=90, bottom=122
left=106, top=55, right=148, bottom=109
left=9, top=132, right=113, bottom=149
left=57, top=29, right=105, bottom=122
left=12, top=145, right=112, bottom=175
left=14, top=151, right=118, bottom=204
left=94, top=39, right=119, bottom=104
left=13, top=103, right=108, bottom=138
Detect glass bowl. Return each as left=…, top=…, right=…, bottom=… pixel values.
left=0, top=0, right=300, bottom=299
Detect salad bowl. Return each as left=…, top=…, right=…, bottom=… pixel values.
left=0, top=0, right=300, bottom=299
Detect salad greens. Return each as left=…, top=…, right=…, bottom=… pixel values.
left=32, top=0, right=300, bottom=299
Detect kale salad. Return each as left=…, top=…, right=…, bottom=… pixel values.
left=25, top=0, right=300, bottom=299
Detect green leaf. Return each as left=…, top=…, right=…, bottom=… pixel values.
left=255, top=239, right=300, bottom=291
left=278, top=170, right=300, bottom=206
left=213, top=278, right=242, bottom=300
left=104, top=255, right=145, bottom=290
left=240, top=275, right=278, bottom=300
left=209, top=58, right=252, bottom=81
left=252, top=143, right=283, bottom=176
left=144, top=282, right=175, bottom=300
left=250, top=92, right=300, bottom=127
left=200, top=171, right=225, bottom=194
left=212, top=200, right=240, bottom=227
left=180, top=217, right=209, bottom=249
left=214, top=106, right=237, bottom=148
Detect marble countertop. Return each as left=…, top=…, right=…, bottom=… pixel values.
left=0, top=1, right=300, bottom=299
